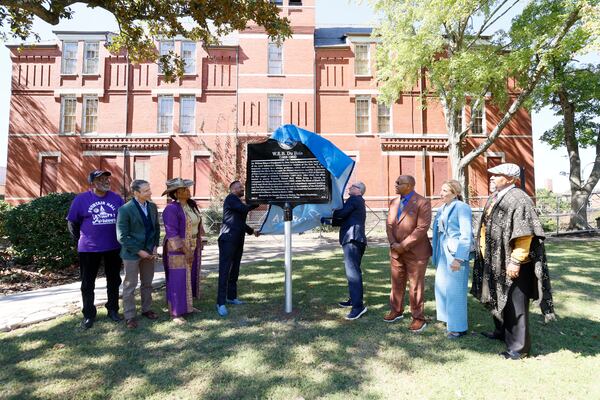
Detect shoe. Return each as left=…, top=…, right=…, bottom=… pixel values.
left=383, top=310, right=404, bottom=323
left=345, top=306, right=368, bottom=321
left=172, top=317, right=187, bottom=325
left=500, top=350, right=528, bottom=360
left=338, top=298, right=353, bottom=308
left=107, top=310, right=123, bottom=322
left=409, top=319, right=427, bottom=333
left=447, top=331, right=468, bottom=339
left=81, top=317, right=94, bottom=329
left=126, top=318, right=138, bottom=329
left=141, top=310, right=159, bottom=320
left=226, top=298, right=245, bottom=305
left=216, top=304, right=229, bottom=317
left=481, top=331, right=504, bottom=341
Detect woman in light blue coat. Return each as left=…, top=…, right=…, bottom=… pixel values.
left=432, top=180, right=473, bottom=339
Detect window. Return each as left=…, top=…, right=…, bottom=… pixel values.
left=268, top=42, right=283, bottom=75
left=431, top=156, right=449, bottom=196
left=180, top=95, right=195, bottom=134
left=82, top=96, right=98, bottom=133
left=60, top=95, right=77, bottom=134
left=194, top=156, right=211, bottom=197
left=83, top=42, right=99, bottom=74
left=61, top=42, right=78, bottom=75
left=471, top=104, right=484, bottom=135
left=40, top=156, right=59, bottom=196
left=456, top=107, right=464, bottom=132
left=158, top=40, right=175, bottom=74
left=134, top=156, right=150, bottom=181
left=289, top=0, right=303, bottom=5
left=157, top=95, right=174, bottom=133
left=268, top=95, right=283, bottom=132
left=354, top=44, right=370, bottom=76
left=270, top=0, right=283, bottom=4
left=377, top=103, right=391, bottom=133
left=182, top=42, right=196, bottom=74
left=355, top=96, right=370, bottom=134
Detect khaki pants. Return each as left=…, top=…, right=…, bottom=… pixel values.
left=122, top=257, right=155, bottom=319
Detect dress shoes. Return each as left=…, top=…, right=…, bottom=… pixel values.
left=446, top=331, right=468, bottom=340
left=107, top=310, right=123, bottom=322
left=481, top=331, right=504, bottom=341
left=126, top=318, right=138, bottom=329
left=141, top=310, right=159, bottom=320
left=408, top=319, right=427, bottom=333
left=81, top=317, right=94, bottom=329
left=500, top=350, right=528, bottom=360
left=383, top=310, right=404, bottom=323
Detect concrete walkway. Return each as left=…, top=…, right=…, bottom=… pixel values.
left=1, top=233, right=383, bottom=332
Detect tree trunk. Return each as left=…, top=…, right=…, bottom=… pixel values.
left=569, top=190, right=590, bottom=230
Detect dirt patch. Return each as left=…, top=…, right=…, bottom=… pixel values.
left=0, top=261, right=80, bottom=295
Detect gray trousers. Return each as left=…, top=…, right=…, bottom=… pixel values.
left=122, top=258, right=155, bottom=319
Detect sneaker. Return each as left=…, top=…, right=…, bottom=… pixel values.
left=383, top=310, right=404, bottom=323
left=345, top=306, right=368, bottom=321
left=409, top=319, right=427, bottom=333
left=446, top=331, right=468, bottom=339
left=338, top=299, right=353, bottom=308
left=226, top=298, right=245, bottom=305
left=216, top=304, right=229, bottom=317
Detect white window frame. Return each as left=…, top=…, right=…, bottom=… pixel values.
left=181, top=41, right=196, bottom=74
left=60, top=95, right=77, bottom=134
left=268, top=95, right=284, bottom=132
left=377, top=102, right=392, bottom=133
left=471, top=102, right=486, bottom=135
left=268, top=41, right=283, bottom=75
left=355, top=95, right=371, bottom=134
left=83, top=42, right=99, bottom=75
left=354, top=44, right=370, bottom=76
left=157, top=95, right=174, bottom=133
left=179, top=95, right=196, bottom=134
left=82, top=95, right=99, bottom=134
left=158, top=40, right=175, bottom=74
left=61, top=41, right=78, bottom=75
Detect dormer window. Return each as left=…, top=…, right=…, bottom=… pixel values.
left=83, top=42, right=99, bottom=74
left=289, top=0, right=303, bottom=5
left=268, top=41, right=283, bottom=75
left=182, top=42, right=196, bottom=74
left=61, top=42, right=78, bottom=75
left=354, top=44, right=370, bottom=76
left=158, top=40, right=175, bottom=74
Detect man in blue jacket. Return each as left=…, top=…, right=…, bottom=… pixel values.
left=216, top=180, right=259, bottom=316
left=325, top=181, right=368, bottom=320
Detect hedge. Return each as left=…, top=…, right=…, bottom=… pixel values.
left=3, top=192, right=77, bottom=270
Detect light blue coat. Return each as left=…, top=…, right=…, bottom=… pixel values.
left=431, top=199, right=473, bottom=332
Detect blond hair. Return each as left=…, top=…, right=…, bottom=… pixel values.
left=442, top=179, right=463, bottom=201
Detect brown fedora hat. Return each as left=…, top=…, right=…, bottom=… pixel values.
left=162, top=177, right=194, bottom=196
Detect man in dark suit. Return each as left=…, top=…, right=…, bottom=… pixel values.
left=116, top=179, right=161, bottom=329
left=385, top=175, right=432, bottom=333
left=216, top=180, right=259, bottom=317
left=328, top=181, right=368, bottom=320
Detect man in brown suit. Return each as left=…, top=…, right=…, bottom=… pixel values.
left=385, top=175, right=432, bottom=333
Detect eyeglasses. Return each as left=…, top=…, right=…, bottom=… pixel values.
left=395, top=182, right=409, bottom=186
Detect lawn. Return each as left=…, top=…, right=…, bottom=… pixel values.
left=1, top=239, right=599, bottom=399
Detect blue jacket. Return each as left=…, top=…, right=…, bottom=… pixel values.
left=431, top=200, right=473, bottom=265
left=332, top=194, right=367, bottom=246
left=219, top=194, right=256, bottom=242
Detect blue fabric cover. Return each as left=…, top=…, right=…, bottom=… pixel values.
left=258, top=124, right=355, bottom=234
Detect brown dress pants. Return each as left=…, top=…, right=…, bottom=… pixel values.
left=389, top=256, right=428, bottom=321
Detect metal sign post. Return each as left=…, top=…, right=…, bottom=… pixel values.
left=284, top=202, right=293, bottom=313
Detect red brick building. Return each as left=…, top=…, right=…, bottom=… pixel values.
left=4, top=0, right=535, bottom=209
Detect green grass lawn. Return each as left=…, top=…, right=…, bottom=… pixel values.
left=1, top=239, right=600, bottom=399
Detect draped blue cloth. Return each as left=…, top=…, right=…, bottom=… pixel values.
left=258, top=124, right=355, bottom=234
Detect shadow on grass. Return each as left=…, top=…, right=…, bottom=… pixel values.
left=1, top=240, right=600, bottom=399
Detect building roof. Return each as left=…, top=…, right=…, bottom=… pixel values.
left=314, top=27, right=373, bottom=47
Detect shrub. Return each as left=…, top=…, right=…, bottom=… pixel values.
left=3, top=192, right=77, bottom=270
left=0, top=200, right=12, bottom=237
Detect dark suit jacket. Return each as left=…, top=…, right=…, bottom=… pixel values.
left=332, top=194, right=367, bottom=246
left=116, top=199, right=160, bottom=260
left=386, top=192, right=432, bottom=261
left=219, top=193, right=256, bottom=242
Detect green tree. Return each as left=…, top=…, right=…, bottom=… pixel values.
left=534, top=63, right=600, bottom=230
left=1, top=0, right=292, bottom=81
left=370, top=0, right=599, bottom=198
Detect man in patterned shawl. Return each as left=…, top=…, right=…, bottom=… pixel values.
left=471, top=163, right=555, bottom=360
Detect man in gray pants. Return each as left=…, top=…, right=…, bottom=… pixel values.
left=116, top=180, right=161, bottom=329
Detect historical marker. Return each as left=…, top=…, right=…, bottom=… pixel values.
left=246, top=139, right=331, bottom=205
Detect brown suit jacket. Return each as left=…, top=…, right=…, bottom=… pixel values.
left=386, top=192, right=432, bottom=261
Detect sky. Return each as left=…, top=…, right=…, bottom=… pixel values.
left=0, top=0, right=596, bottom=192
